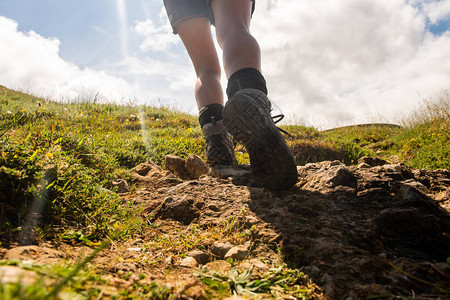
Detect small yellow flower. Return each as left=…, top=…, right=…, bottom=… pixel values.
left=2, top=152, right=7, bottom=157
left=20, top=109, right=27, bottom=112
left=46, top=152, right=54, bottom=159
left=410, top=138, right=415, bottom=142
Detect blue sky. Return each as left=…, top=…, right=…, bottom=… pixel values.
left=1, top=0, right=449, bottom=128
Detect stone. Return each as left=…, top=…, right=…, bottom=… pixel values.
left=357, top=163, right=371, bottom=169
left=248, top=259, right=269, bottom=271
left=382, top=164, right=402, bottom=173
left=323, top=166, right=357, bottom=188
left=245, top=216, right=259, bottom=226
left=135, top=161, right=161, bottom=176
left=187, top=250, right=210, bottom=265
left=154, top=195, right=200, bottom=224
left=304, top=165, right=356, bottom=191
left=401, top=179, right=429, bottom=194
left=329, top=160, right=343, bottom=167
left=224, top=245, right=249, bottom=260
left=211, top=242, right=234, bottom=259
left=358, top=156, right=388, bottom=167
left=112, top=179, right=130, bottom=193
left=185, top=155, right=210, bottom=179
left=165, top=155, right=190, bottom=180
left=180, top=256, right=198, bottom=268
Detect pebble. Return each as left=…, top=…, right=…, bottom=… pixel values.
left=211, top=242, right=234, bottom=258
left=180, top=256, right=198, bottom=268
left=224, top=245, right=249, bottom=260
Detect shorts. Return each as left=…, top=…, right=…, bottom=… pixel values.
left=163, top=0, right=255, bottom=34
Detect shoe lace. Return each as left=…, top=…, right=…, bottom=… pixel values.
left=271, top=113, right=294, bottom=139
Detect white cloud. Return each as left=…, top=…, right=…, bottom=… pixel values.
left=134, top=19, right=178, bottom=52
left=0, top=16, right=134, bottom=102
left=0, top=15, right=196, bottom=112
left=422, top=0, right=450, bottom=24
left=251, top=0, right=450, bottom=127
left=2, top=0, right=450, bottom=128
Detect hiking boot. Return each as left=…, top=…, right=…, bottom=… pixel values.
left=202, top=119, right=237, bottom=167
left=223, top=89, right=298, bottom=190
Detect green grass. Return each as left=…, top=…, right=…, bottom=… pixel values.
left=0, top=86, right=204, bottom=244
left=1, top=86, right=449, bottom=244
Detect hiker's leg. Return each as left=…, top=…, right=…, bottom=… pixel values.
left=177, top=18, right=236, bottom=166
left=177, top=18, right=223, bottom=110
left=211, top=0, right=260, bottom=78
left=212, top=0, right=298, bottom=189
left=211, top=0, right=267, bottom=98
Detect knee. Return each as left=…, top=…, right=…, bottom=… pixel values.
left=197, top=67, right=221, bottom=81
left=216, top=22, right=251, bottom=47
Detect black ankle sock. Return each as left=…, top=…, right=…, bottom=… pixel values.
left=226, top=68, right=268, bottom=98
left=198, top=103, right=224, bottom=127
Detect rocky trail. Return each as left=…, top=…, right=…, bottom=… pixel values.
left=1, top=156, right=450, bottom=299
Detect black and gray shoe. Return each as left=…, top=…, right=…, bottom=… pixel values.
left=223, top=89, right=298, bottom=190
left=202, top=118, right=237, bottom=167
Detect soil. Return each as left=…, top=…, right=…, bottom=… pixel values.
left=1, top=156, right=450, bottom=299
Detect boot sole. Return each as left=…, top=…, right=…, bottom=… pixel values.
left=223, top=92, right=298, bottom=190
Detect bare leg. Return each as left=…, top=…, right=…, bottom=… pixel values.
left=177, top=17, right=223, bottom=109
left=211, top=0, right=261, bottom=78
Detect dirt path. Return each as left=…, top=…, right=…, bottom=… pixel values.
left=1, top=156, right=449, bottom=299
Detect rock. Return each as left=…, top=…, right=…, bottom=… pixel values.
left=398, top=184, right=425, bottom=202
left=211, top=242, right=234, bottom=259
left=0, top=266, right=38, bottom=285
left=165, top=155, right=190, bottom=180
left=323, top=166, right=357, bottom=188
left=154, top=195, right=200, bottom=224
left=382, top=164, right=402, bottom=173
left=329, top=160, right=343, bottom=167
left=112, top=179, right=130, bottom=193
left=248, top=259, right=269, bottom=271
left=224, top=245, right=249, bottom=260
left=357, top=163, right=371, bottom=169
left=434, top=189, right=450, bottom=202
left=4, top=246, right=63, bottom=265
left=304, top=165, right=356, bottom=191
left=185, top=155, right=210, bottom=179
left=187, top=250, right=210, bottom=265
left=180, top=256, right=198, bottom=268
left=401, top=179, right=429, bottom=194
left=165, top=255, right=173, bottom=265
left=135, top=161, right=161, bottom=176
left=358, top=156, right=388, bottom=167
left=127, top=247, right=143, bottom=252
left=210, top=167, right=251, bottom=186
left=245, top=216, right=259, bottom=226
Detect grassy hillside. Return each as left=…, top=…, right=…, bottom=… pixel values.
left=1, top=86, right=449, bottom=240
left=0, top=86, right=449, bottom=297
